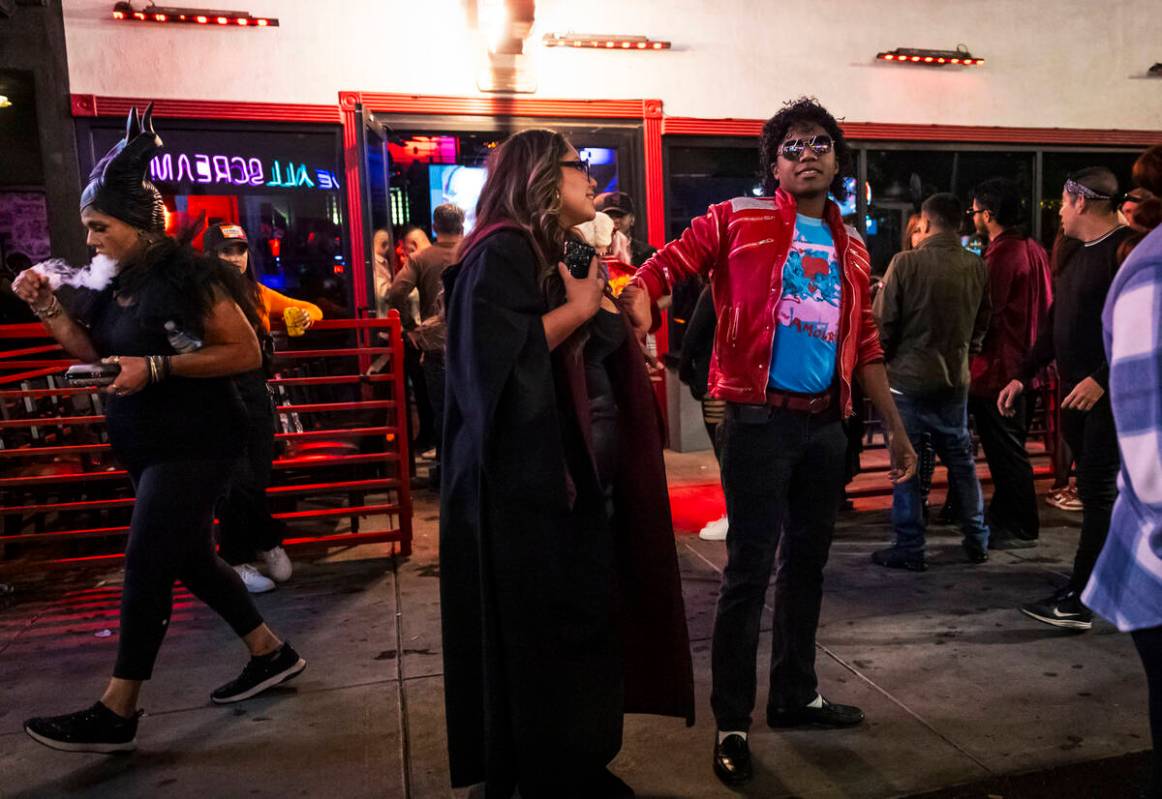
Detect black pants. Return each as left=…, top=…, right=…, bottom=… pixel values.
left=115, top=459, right=264, bottom=680
left=711, top=403, right=846, bottom=731
left=970, top=394, right=1039, bottom=540
left=217, top=373, right=285, bottom=565
left=1134, top=626, right=1162, bottom=799
left=1060, top=396, right=1120, bottom=592
left=423, top=351, right=446, bottom=460
left=404, top=337, right=435, bottom=449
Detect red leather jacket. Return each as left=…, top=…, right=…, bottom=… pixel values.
left=633, top=189, right=883, bottom=418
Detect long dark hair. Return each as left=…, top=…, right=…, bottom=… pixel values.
left=1119, top=145, right=1162, bottom=263
left=115, top=233, right=264, bottom=338
left=457, top=128, right=572, bottom=292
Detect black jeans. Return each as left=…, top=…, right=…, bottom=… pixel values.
left=1134, top=626, right=1162, bottom=799
left=970, top=394, right=1039, bottom=540
left=423, top=351, right=446, bottom=460
left=1060, top=396, right=1119, bottom=592
left=116, top=459, right=264, bottom=680
left=711, top=403, right=847, bottom=731
left=217, top=373, right=285, bottom=565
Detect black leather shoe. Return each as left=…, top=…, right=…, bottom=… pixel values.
left=768, top=697, right=865, bottom=728
left=872, top=547, right=927, bottom=572
left=713, top=733, right=752, bottom=786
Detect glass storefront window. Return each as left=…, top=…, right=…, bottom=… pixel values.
left=79, top=121, right=349, bottom=315
left=864, top=148, right=1035, bottom=274
left=666, top=142, right=760, bottom=239
left=384, top=130, right=627, bottom=241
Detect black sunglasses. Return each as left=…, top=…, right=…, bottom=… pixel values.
left=560, top=158, right=591, bottom=180
left=777, top=135, right=834, bottom=162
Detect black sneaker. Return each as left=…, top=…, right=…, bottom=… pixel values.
left=872, top=547, right=928, bottom=572
left=963, top=544, right=989, bottom=564
left=988, top=533, right=1038, bottom=550
left=1020, top=588, right=1093, bottom=630
left=211, top=642, right=306, bottom=704
left=24, top=702, right=140, bottom=754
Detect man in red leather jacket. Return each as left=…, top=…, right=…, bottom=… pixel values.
left=623, top=97, right=917, bottom=788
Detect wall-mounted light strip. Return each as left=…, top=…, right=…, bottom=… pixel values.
left=877, top=47, right=983, bottom=66
left=111, top=3, right=278, bottom=27
left=543, top=33, right=670, bottom=51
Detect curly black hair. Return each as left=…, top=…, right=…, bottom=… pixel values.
left=759, top=96, right=852, bottom=199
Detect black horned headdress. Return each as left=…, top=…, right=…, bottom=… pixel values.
left=80, top=103, right=166, bottom=233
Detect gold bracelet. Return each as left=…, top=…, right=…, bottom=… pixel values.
left=32, top=296, right=63, bottom=320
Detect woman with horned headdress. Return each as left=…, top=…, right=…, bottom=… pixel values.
left=12, top=105, right=306, bottom=754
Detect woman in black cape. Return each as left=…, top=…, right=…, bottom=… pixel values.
left=439, top=129, right=694, bottom=798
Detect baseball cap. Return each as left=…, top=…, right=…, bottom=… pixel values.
left=203, top=223, right=249, bottom=254
left=595, top=192, right=635, bottom=217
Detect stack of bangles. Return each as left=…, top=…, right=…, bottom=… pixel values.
left=32, top=295, right=63, bottom=320
left=145, top=355, right=173, bottom=384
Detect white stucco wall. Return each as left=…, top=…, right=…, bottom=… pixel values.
left=63, top=0, right=1162, bottom=130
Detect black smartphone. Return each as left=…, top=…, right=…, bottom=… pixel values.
left=563, top=239, right=597, bottom=279
left=63, top=363, right=121, bottom=387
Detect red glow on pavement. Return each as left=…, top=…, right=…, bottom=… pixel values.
left=668, top=482, right=726, bottom=535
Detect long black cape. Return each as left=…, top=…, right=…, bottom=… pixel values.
left=439, top=226, right=694, bottom=795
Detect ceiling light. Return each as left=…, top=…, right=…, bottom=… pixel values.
left=111, top=3, right=278, bottom=27
left=876, top=46, right=982, bottom=67
left=0, top=96, right=11, bottom=109
left=543, top=33, right=671, bottom=50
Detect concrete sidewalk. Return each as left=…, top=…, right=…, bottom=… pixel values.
left=0, top=450, right=1152, bottom=798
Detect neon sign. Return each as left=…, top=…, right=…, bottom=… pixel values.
left=149, top=152, right=341, bottom=191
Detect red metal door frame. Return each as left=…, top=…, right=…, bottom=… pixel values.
left=337, top=92, right=669, bottom=311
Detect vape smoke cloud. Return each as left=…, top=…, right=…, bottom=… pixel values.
left=30, top=255, right=120, bottom=292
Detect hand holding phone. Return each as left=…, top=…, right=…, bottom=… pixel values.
left=63, top=362, right=121, bottom=387
left=563, top=239, right=597, bottom=280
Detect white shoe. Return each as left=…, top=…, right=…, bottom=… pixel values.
left=699, top=515, right=729, bottom=541
left=260, top=546, right=293, bottom=582
left=235, top=564, right=276, bottom=594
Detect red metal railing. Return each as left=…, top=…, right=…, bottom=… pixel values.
left=0, top=314, right=412, bottom=560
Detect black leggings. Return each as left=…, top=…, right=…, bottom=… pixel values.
left=1134, top=626, right=1162, bottom=799
left=114, top=459, right=264, bottom=680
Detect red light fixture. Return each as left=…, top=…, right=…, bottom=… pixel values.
left=111, top=3, right=279, bottom=27
left=543, top=33, right=671, bottom=51
left=876, top=46, right=983, bottom=67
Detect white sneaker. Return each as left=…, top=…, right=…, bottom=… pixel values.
left=699, top=515, right=729, bottom=541
left=260, top=546, right=293, bottom=583
left=235, top=564, right=276, bottom=594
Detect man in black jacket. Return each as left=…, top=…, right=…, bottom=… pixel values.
left=998, top=167, right=1131, bottom=631
left=873, top=193, right=992, bottom=571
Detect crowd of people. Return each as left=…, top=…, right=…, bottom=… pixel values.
left=7, top=95, right=1162, bottom=799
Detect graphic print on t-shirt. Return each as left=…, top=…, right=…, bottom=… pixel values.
left=768, top=215, right=842, bottom=393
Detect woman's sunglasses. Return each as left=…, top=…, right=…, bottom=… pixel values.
left=777, top=135, right=834, bottom=162
left=560, top=158, right=592, bottom=180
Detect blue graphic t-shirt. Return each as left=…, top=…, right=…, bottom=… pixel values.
left=768, top=214, right=842, bottom=393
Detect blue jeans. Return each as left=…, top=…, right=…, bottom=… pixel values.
left=891, top=392, right=989, bottom=555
